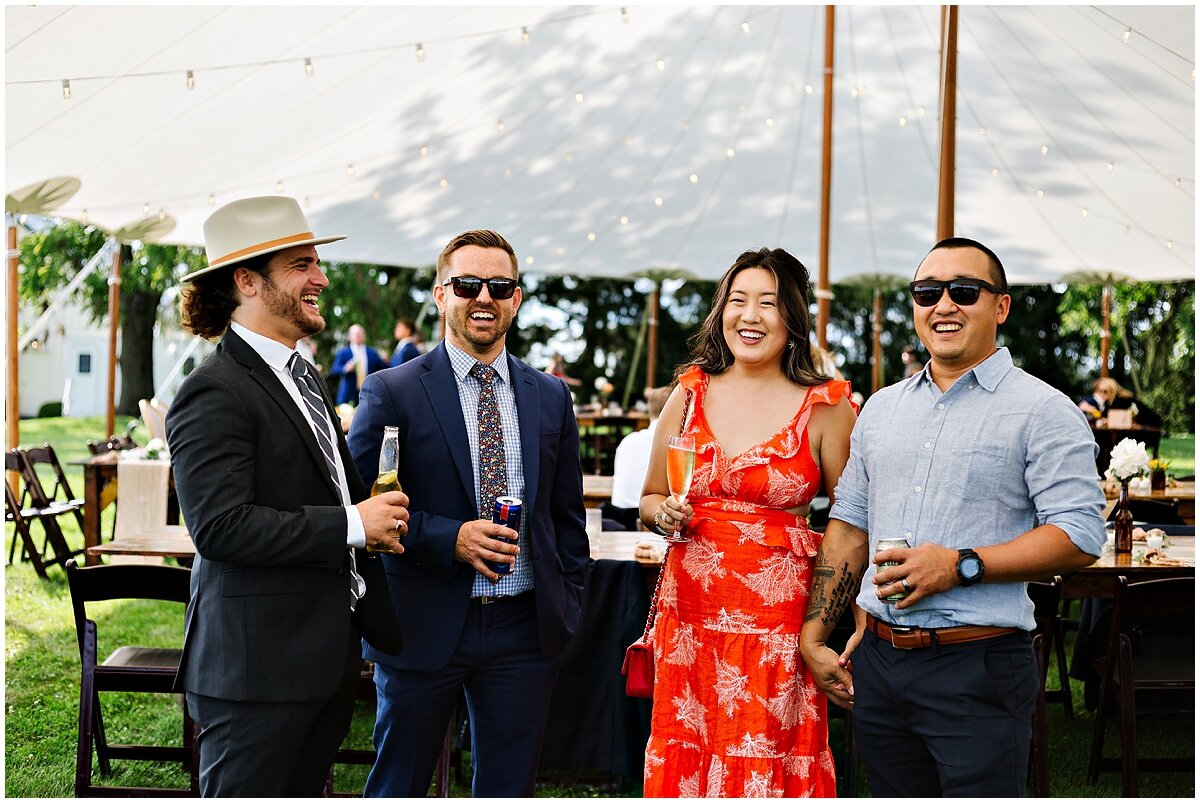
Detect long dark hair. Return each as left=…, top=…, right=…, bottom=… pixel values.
left=180, top=253, right=271, bottom=340
left=680, top=247, right=829, bottom=387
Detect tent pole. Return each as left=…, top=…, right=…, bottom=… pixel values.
left=1100, top=283, right=1112, bottom=378
left=817, top=4, right=835, bottom=349
left=7, top=222, right=19, bottom=477
left=872, top=287, right=883, bottom=393
left=105, top=247, right=122, bottom=438
left=936, top=5, right=958, bottom=240
left=645, top=281, right=660, bottom=391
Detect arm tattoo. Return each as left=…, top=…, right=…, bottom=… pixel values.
left=806, top=554, right=863, bottom=626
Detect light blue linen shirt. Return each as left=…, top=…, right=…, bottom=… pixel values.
left=830, top=348, right=1106, bottom=631
left=444, top=342, right=533, bottom=597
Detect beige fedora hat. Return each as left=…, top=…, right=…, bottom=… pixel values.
left=181, top=195, right=346, bottom=282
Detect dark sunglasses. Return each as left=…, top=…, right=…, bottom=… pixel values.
left=908, top=278, right=1007, bottom=307
left=442, top=276, right=519, bottom=300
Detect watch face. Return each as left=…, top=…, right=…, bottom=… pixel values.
left=962, top=556, right=984, bottom=580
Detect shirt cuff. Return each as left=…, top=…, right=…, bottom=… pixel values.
left=345, top=505, right=366, bottom=548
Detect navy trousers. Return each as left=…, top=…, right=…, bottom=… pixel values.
left=364, top=592, right=560, bottom=797
left=853, top=628, right=1039, bottom=797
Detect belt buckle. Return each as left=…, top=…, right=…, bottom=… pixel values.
left=480, top=595, right=496, bottom=605
left=889, top=625, right=917, bottom=649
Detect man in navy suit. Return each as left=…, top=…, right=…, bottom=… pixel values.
left=332, top=323, right=388, bottom=405
left=349, top=229, right=589, bottom=797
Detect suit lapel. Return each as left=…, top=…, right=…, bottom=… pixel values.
left=221, top=330, right=342, bottom=499
left=510, top=356, right=541, bottom=514
left=421, top=344, right=477, bottom=504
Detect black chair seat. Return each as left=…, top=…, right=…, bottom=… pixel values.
left=104, top=646, right=183, bottom=671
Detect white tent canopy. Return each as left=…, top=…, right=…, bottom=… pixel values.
left=6, top=4, right=1194, bottom=285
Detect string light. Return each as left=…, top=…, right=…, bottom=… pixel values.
left=1175, top=177, right=1182, bottom=188
left=917, top=106, right=926, bottom=116
left=619, top=215, right=629, bottom=225
left=304, top=58, right=313, bottom=77
left=1081, top=208, right=1088, bottom=218
left=61, top=79, right=71, bottom=100
left=158, top=209, right=166, bottom=221
left=1040, top=145, right=1049, bottom=156
left=620, top=7, right=629, bottom=24
left=1036, top=190, right=1045, bottom=198
left=346, top=164, right=355, bottom=176
left=764, top=117, right=774, bottom=127
left=1122, top=28, right=1131, bottom=44
left=372, top=189, right=381, bottom=200
left=850, top=87, right=859, bottom=97
left=556, top=245, right=566, bottom=255
left=656, top=58, right=666, bottom=71
left=624, top=136, right=633, bottom=146
left=415, top=43, right=425, bottom=62
left=741, top=21, right=750, bottom=33
left=304, top=196, right=311, bottom=208
left=564, top=152, right=573, bottom=162
left=142, top=202, right=150, bottom=214
left=653, top=196, right=663, bottom=206
left=689, top=174, right=699, bottom=184
left=208, top=193, right=216, bottom=205
left=587, top=232, right=596, bottom=241
left=80, top=209, right=88, bottom=223
left=419, top=144, right=429, bottom=157
left=521, top=26, right=530, bottom=45
left=504, top=165, right=512, bottom=177
left=681, top=120, right=691, bottom=130
left=1166, top=240, right=1173, bottom=249
left=275, top=181, right=284, bottom=193
left=979, top=127, right=987, bottom=136
left=497, top=119, right=505, bottom=132
left=726, top=147, right=735, bottom=158
left=898, top=116, right=907, bottom=126
left=737, top=103, right=746, bottom=113
left=439, top=178, right=448, bottom=187
left=1124, top=226, right=1131, bottom=236
left=804, top=84, right=813, bottom=94
left=526, top=255, right=534, bottom=265
left=186, top=70, right=195, bottom=90
left=991, top=168, right=999, bottom=177
left=575, top=91, right=584, bottom=104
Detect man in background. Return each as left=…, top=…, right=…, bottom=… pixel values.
left=332, top=323, right=387, bottom=405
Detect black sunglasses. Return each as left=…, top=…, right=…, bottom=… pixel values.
left=442, top=276, right=519, bottom=300
left=908, top=278, right=1007, bottom=307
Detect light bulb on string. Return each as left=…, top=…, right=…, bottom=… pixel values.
left=726, top=147, right=735, bottom=158
left=804, top=84, right=813, bottom=94
left=504, top=166, right=513, bottom=177
left=276, top=181, right=284, bottom=193
left=1124, top=226, right=1131, bottom=236
left=898, top=116, right=907, bottom=126
left=1166, top=240, right=1173, bottom=249
left=521, top=26, right=530, bottom=45
left=1106, top=162, right=1114, bottom=172
left=526, top=255, right=534, bottom=265
left=80, top=209, right=88, bottom=224
left=620, top=7, right=629, bottom=23
left=1122, top=28, right=1131, bottom=44
left=979, top=127, right=987, bottom=136
left=690, top=174, right=699, bottom=184
left=304, top=197, right=311, bottom=209
left=587, top=232, right=596, bottom=242
left=1036, top=190, right=1044, bottom=199
left=556, top=246, right=566, bottom=255
left=439, top=178, right=448, bottom=188
left=497, top=119, right=505, bottom=132
left=991, top=168, right=999, bottom=177
left=1081, top=209, right=1088, bottom=219
left=372, top=189, right=381, bottom=200
left=142, top=202, right=150, bottom=214
left=764, top=117, right=774, bottom=127
left=186, top=70, right=195, bottom=90
left=61, top=79, right=71, bottom=100
left=304, top=58, right=313, bottom=77
left=419, top=144, right=429, bottom=157
left=1175, top=177, right=1182, bottom=189
left=917, top=106, right=926, bottom=116
left=1041, top=145, right=1049, bottom=156
left=575, top=91, right=584, bottom=104
left=741, top=21, right=750, bottom=33
left=653, top=196, right=663, bottom=207
left=159, top=209, right=166, bottom=221
left=346, top=164, right=355, bottom=177
left=657, top=58, right=666, bottom=71
left=416, top=44, right=425, bottom=62
left=208, top=193, right=216, bottom=206
left=619, top=215, right=629, bottom=225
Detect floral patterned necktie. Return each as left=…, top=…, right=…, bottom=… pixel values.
left=469, top=362, right=507, bottom=517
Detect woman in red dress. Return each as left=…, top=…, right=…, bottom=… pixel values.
left=639, top=248, right=858, bottom=797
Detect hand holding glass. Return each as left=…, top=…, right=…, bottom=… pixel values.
left=665, top=435, right=696, bottom=542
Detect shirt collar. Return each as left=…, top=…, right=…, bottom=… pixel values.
left=902, top=346, right=1013, bottom=393
left=230, top=321, right=297, bottom=372
left=445, top=340, right=511, bottom=386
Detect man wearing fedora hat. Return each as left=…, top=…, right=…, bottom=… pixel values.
left=166, top=195, right=408, bottom=796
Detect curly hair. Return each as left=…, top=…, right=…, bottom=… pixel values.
left=180, top=253, right=271, bottom=340
left=436, top=230, right=519, bottom=283
left=679, top=247, right=829, bottom=387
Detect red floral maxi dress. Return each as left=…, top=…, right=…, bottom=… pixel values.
left=643, top=366, right=851, bottom=798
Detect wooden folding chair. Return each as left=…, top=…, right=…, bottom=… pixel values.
left=5, top=449, right=80, bottom=576
left=65, top=558, right=198, bottom=796
left=1087, top=576, right=1195, bottom=796
left=25, top=443, right=87, bottom=531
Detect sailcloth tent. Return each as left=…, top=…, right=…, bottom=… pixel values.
left=6, top=4, right=1194, bottom=284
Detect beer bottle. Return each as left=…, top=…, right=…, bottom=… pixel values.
left=369, top=426, right=403, bottom=552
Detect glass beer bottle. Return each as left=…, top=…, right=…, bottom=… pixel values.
left=369, top=426, right=403, bottom=552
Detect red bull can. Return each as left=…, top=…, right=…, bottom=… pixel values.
left=486, top=496, right=523, bottom=575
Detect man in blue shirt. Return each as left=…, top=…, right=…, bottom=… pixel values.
left=800, top=237, right=1106, bottom=797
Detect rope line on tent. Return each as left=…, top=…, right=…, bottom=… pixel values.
left=961, top=14, right=1187, bottom=261
left=846, top=7, right=880, bottom=276
left=775, top=5, right=821, bottom=245
left=666, top=6, right=786, bottom=266
left=882, top=6, right=937, bottom=171
left=1088, top=6, right=1196, bottom=68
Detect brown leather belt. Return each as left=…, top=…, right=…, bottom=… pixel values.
left=866, top=614, right=1019, bottom=650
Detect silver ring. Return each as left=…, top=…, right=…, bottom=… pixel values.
left=901, top=577, right=912, bottom=592
left=393, top=518, right=402, bottom=531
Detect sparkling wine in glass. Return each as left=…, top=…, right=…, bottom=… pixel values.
left=665, top=435, right=696, bottom=542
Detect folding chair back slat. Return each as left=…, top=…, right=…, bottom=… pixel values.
left=5, top=449, right=79, bottom=576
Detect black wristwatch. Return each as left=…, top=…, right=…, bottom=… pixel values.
left=956, top=548, right=985, bottom=586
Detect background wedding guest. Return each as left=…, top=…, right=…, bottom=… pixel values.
left=332, top=323, right=388, bottom=405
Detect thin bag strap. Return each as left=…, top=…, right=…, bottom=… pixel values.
left=640, top=386, right=695, bottom=639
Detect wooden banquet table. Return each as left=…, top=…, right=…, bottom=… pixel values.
left=1059, top=536, right=1194, bottom=600
left=582, top=474, right=614, bottom=508
left=72, top=454, right=180, bottom=565
left=85, top=525, right=194, bottom=560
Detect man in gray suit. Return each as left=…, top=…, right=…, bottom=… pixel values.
left=166, top=196, right=407, bottom=796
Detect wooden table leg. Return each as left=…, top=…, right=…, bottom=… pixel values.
left=83, top=464, right=102, bottom=566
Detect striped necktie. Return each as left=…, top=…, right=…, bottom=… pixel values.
left=469, top=362, right=507, bottom=517
left=288, top=353, right=339, bottom=485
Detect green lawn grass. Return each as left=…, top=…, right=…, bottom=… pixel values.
left=5, top=418, right=1195, bottom=796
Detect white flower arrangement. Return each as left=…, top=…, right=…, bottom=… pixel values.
left=144, top=437, right=169, bottom=461
left=1108, top=438, right=1150, bottom=482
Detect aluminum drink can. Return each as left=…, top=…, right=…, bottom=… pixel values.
left=485, top=496, right=523, bottom=575
left=876, top=537, right=911, bottom=603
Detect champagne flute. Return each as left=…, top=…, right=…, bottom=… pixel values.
left=665, top=435, right=696, bottom=543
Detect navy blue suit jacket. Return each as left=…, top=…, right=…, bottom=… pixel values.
left=348, top=342, right=589, bottom=672
left=332, top=345, right=388, bottom=405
